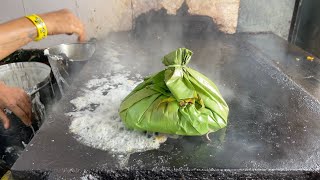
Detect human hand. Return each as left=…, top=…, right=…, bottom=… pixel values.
left=40, top=9, right=86, bottom=42
left=0, top=82, right=32, bottom=129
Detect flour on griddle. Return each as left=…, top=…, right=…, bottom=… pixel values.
left=67, top=70, right=163, bottom=154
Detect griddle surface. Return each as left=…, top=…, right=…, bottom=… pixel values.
left=12, top=32, right=320, bottom=179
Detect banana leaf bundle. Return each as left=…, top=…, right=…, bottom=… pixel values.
left=119, top=48, right=229, bottom=136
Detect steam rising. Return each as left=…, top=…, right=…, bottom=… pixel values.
left=63, top=7, right=320, bottom=170
left=67, top=44, right=165, bottom=155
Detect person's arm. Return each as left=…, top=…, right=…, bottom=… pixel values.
left=0, top=9, right=86, bottom=60
left=0, top=9, right=86, bottom=129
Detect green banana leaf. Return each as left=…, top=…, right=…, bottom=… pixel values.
left=119, top=48, right=229, bottom=136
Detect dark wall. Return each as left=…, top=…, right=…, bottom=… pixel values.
left=291, top=0, right=320, bottom=57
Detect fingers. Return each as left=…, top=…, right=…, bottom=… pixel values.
left=77, top=25, right=86, bottom=42
left=0, top=84, right=32, bottom=128
left=9, top=103, right=31, bottom=126
left=7, top=88, right=32, bottom=126
left=0, top=110, right=10, bottom=129
left=73, top=17, right=86, bottom=42
left=69, top=18, right=86, bottom=42
left=40, top=9, right=87, bottom=41
left=19, top=90, right=32, bottom=120
left=77, top=29, right=86, bottom=42
left=17, top=98, right=32, bottom=121
left=64, top=27, right=86, bottom=42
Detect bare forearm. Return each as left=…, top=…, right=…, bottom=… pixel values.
left=0, top=9, right=86, bottom=129
left=0, top=17, right=37, bottom=60
left=0, top=9, right=86, bottom=61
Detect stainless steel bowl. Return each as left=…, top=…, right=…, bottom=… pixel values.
left=44, top=42, right=96, bottom=95
left=44, top=42, right=96, bottom=62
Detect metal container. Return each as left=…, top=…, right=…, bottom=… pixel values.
left=0, top=62, right=54, bottom=167
left=0, top=62, right=52, bottom=95
left=44, top=42, right=96, bottom=95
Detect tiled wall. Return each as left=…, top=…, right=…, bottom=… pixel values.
left=238, top=0, right=295, bottom=40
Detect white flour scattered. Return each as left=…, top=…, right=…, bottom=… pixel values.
left=5, top=147, right=14, bottom=153
left=80, top=174, right=99, bottom=180
left=67, top=70, right=163, bottom=154
left=85, top=78, right=108, bottom=89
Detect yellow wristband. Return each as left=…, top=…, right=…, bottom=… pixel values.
left=25, top=14, right=48, bottom=41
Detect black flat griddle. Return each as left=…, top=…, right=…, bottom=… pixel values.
left=11, top=11, right=320, bottom=179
